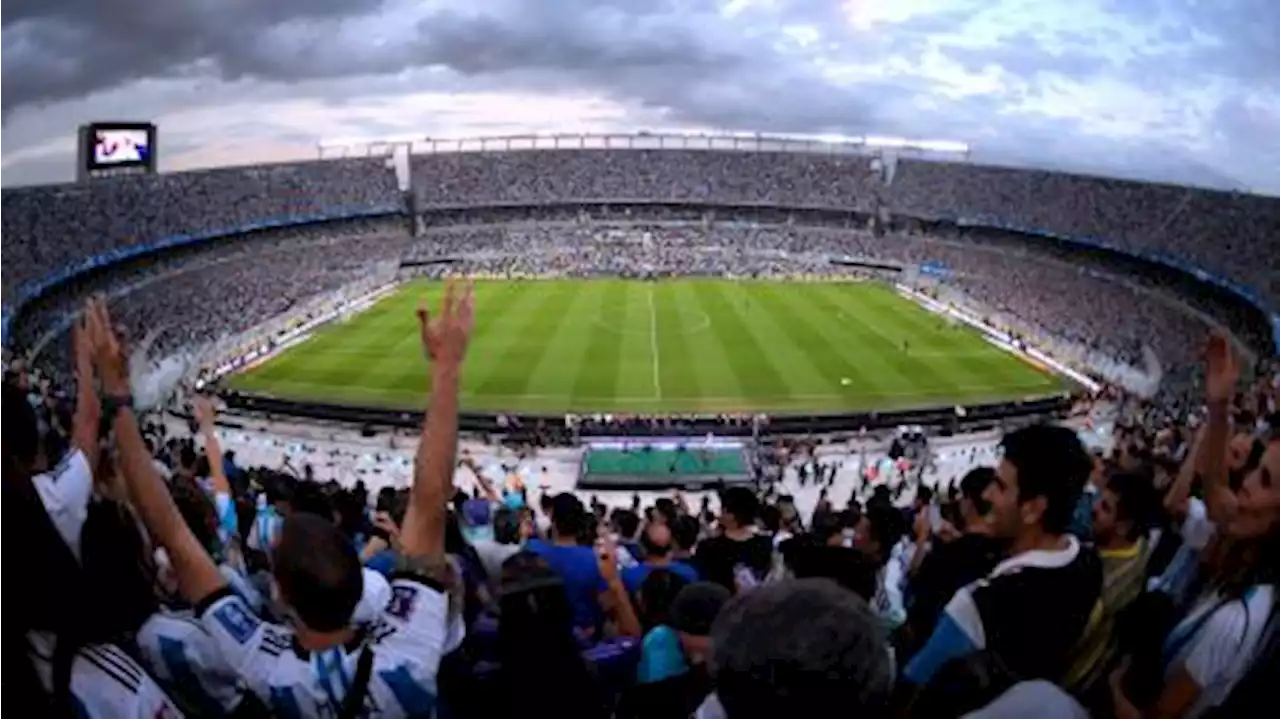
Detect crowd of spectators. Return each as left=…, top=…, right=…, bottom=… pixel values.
left=0, top=158, right=402, bottom=302
left=5, top=204, right=1250, bottom=428
left=5, top=139, right=1273, bottom=316
left=3, top=140, right=1279, bottom=718
left=6, top=288, right=1277, bottom=718
left=409, top=148, right=1280, bottom=310
left=410, top=150, right=884, bottom=212
left=401, top=217, right=1224, bottom=374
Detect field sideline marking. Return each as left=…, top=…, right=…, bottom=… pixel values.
left=647, top=284, right=662, bottom=399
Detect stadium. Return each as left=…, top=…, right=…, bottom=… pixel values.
left=5, top=129, right=1279, bottom=493
left=6, top=131, right=1276, bottom=429
left=4, top=128, right=1280, bottom=717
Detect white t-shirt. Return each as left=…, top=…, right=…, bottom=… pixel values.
left=471, top=539, right=522, bottom=580
left=198, top=574, right=451, bottom=717
left=33, top=449, right=94, bottom=561
left=1165, top=584, right=1276, bottom=718
left=28, top=633, right=184, bottom=719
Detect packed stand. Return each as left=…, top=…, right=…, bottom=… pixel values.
left=410, top=150, right=884, bottom=213
left=9, top=219, right=413, bottom=389
left=7, top=285, right=1277, bottom=718
left=410, top=146, right=1279, bottom=310
left=8, top=202, right=1243, bottom=431
left=886, top=159, right=1280, bottom=311
left=400, top=215, right=1222, bottom=374
left=0, top=158, right=403, bottom=303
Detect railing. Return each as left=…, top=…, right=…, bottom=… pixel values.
left=321, top=129, right=971, bottom=159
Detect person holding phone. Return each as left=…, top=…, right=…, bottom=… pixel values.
left=899, top=467, right=1004, bottom=658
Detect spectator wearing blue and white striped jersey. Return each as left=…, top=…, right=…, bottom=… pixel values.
left=96, top=284, right=474, bottom=718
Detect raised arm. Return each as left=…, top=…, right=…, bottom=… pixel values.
left=194, top=395, right=231, bottom=496
left=70, top=315, right=102, bottom=477
left=464, top=457, right=502, bottom=503
left=87, top=298, right=226, bottom=603
left=1163, top=425, right=1205, bottom=519
left=1197, top=331, right=1240, bottom=526
left=398, top=280, right=474, bottom=562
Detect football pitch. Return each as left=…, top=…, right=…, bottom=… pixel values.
left=225, top=279, right=1066, bottom=413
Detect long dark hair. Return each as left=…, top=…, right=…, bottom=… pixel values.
left=445, top=510, right=492, bottom=623
left=497, top=552, right=608, bottom=719
left=4, top=383, right=159, bottom=714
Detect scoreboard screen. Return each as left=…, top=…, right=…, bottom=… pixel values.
left=80, top=122, right=157, bottom=174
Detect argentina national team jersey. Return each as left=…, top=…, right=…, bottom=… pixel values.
left=211, top=490, right=240, bottom=550
left=196, top=574, right=451, bottom=718
left=247, top=500, right=284, bottom=553
left=137, top=610, right=247, bottom=715
left=32, top=448, right=94, bottom=561
left=28, top=632, right=184, bottom=719
left=138, top=568, right=393, bottom=716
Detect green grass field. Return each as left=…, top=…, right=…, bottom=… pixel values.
left=225, top=279, right=1066, bottom=413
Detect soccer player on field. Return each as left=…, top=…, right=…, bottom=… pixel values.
left=92, top=280, right=475, bottom=718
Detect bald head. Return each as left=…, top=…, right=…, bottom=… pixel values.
left=642, top=522, right=673, bottom=559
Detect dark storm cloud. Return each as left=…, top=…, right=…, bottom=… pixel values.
left=409, top=8, right=741, bottom=76
left=2, top=0, right=388, bottom=110
left=2, top=0, right=1277, bottom=192
left=398, top=5, right=866, bottom=131
left=2, top=0, right=784, bottom=128
left=415, top=0, right=940, bottom=133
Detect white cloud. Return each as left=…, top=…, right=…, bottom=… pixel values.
left=840, top=0, right=958, bottom=31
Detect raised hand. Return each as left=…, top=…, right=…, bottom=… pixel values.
left=913, top=506, right=932, bottom=543
left=596, top=536, right=621, bottom=583
left=193, top=395, right=217, bottom=428
left=373, top=511, right=402, bottom=549
left=72, top=311, right=93, bottom=374
left=1204, top=330, right=1239, bottom=403
left=416, top=278, right=475, bottom=367
left=84, top=297, right=129, bottom=393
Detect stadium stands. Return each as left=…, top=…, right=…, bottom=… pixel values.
left=0, top=157, right=403, bottom=304
left=4, top=133, right=1278, bottom=719
left=408, top=145, right=1279, bottom=311
left=3, top=134, right=1275, bottom=424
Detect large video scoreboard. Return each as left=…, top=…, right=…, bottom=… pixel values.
left=77, top=122, right=158, bottom=180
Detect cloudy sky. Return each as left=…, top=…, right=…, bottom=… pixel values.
left=3, top=0, right=1278, bottom=193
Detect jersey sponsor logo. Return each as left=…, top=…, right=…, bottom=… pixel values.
left=386, top=585, right=418, bottom=621
left=213, top=600, right=262, bottom=644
